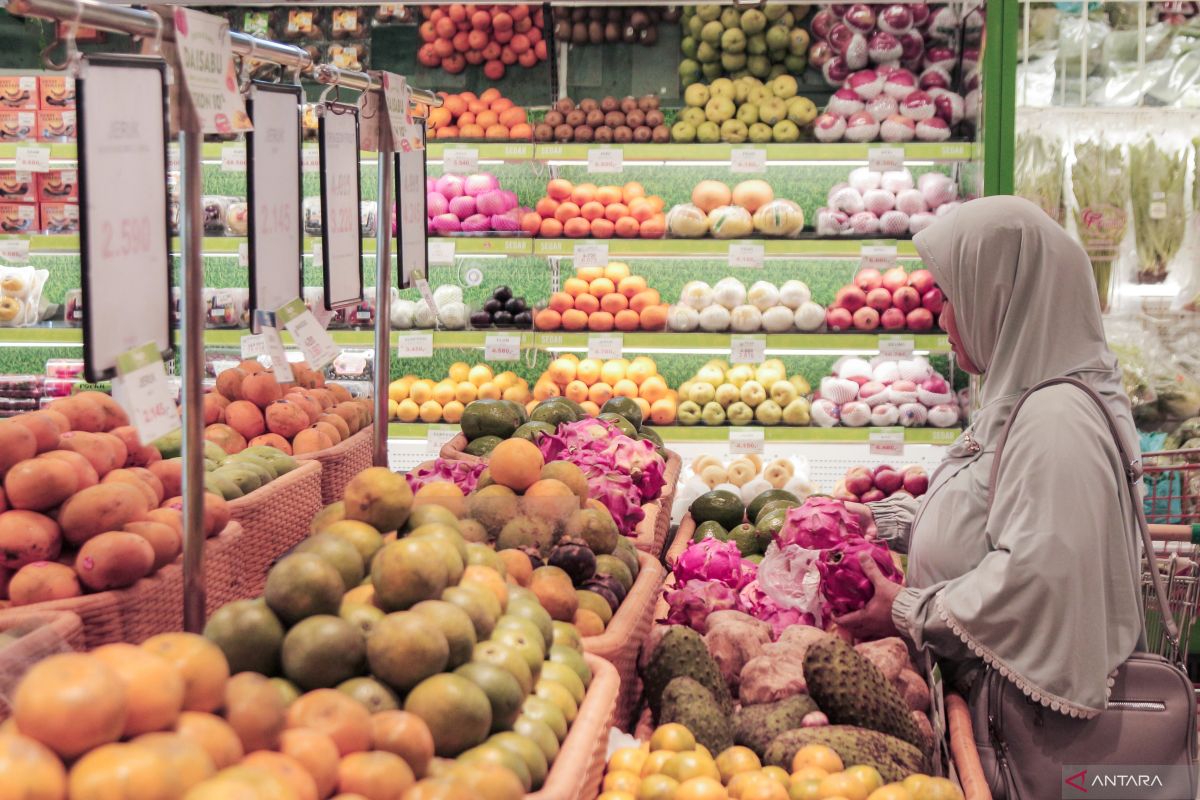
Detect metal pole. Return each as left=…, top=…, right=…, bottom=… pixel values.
left=178, top=119, right=207, bottom=633
left=373, top=145, right=393, bottom=468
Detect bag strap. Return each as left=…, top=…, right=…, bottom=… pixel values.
left=986, top=376, right=1179, bottom=645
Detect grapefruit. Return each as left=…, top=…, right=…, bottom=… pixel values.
left=282, top=615, right=367, bottom=691
left=471, top=641, right=533, bottom=695
left=405, top=674, right=492, bottom=757
left=370, top=539, right=450, bottom=611
left=441, top=585, right=499, bottom=639
left=337, top=677, right=400, bottom=713
left=295, top=533, right=365, bottom=591
left=410, top=600, right=478, bottom=668
left=319, top=520, right=383, bottom=566
left=343, top=467, right=413, bottom=532
left=264, top=553, right=345, bottom=625
left=453, top=661, right=525, bottom=733
left=203, top=598, right=285, bottom=676
left=367, top=611, right=449, bottom=693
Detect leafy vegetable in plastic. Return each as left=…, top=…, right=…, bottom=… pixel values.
left=1130, top=139, right=1188, bottom=284
left=1016, top=133, right=1065, bottom=223
left=1072, top=139, right=1129, bottom=311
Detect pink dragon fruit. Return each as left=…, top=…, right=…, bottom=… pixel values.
left=405, top=459, right=488, bottom=495
left=817, top=538, right=904, bottom=616
left=662, top=580, right=741, bottom=632
left=586, top=471, right=646, bottom=537
left=778, top=497, right=863, bottom=550
left=674, top=537, right=757, bottom=590
left=737, top=580, right=816, bottom=638
left=537, top=418, right=666, bottom=502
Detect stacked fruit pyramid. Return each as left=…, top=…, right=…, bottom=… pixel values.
left=388, top=363, right=531, bottom=424
left=534, top=261, right=669, bottom=333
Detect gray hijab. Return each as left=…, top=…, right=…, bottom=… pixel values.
left=910, top=196, right=1143, bottom=715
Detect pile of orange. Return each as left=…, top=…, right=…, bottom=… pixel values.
left=533, top=354, right=677, bottom=424
left=520, top=179, right=667, bottom=239
left=388, top=363, right=530, bottom=423
left=425, top=89, right=532, bottom=140
left=534, top=261, right=668, bottom=332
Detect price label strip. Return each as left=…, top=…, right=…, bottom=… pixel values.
left=869, top=427, right=905, bottom=457
left=573, top=242, right=608, bottom=270
left=730, top=335, right=765, bottom=364
left=729, top=427, right=765, bottom=455
left=0, top=239, right=30, bottom=264
left=114, top=342, right=180, bottom=445
left=277, top=298, right=338, bottom=370
left=428, top=240, right=456, bottom=266
left=301, top=147, right=320, bottom=173
left=426, top=426, right=458, bottom=453
left=442, top=147, right=478, bottom=174
left=485, top=333, right=521, bottom=362
left=878, top=334, right=915, bottom=359
left=220, top=146, right=246, bottom=172
left=396, top=332, right=434, bottom=358
left=588, top=334, right=623, bottom=360
left=860, top=244, right=898, bottom=271
left=730, top=148, right=766, bottom=174
left=587, top=148, right=623, bottom=174
left=15, top=145, right=49, bottom=173
left=868, top=146, right=905, bottom=173
left=729, top=242, right=764, bottom=269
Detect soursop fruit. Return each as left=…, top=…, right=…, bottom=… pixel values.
left=643, top=626, right=734, bottom=718
left=733, top=694, right=819, bottom=756
left=803, top=635, right=927, bottom=752
left=764, top=726, right=928, bottom=783
left=659, top=677, right=734, bottom=753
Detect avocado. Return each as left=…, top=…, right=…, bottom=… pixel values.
left=689, top=490, right=745, bottom=531
left=512, top=421, right=556, bottom=444
left=600, top=397, right=643, bottom=430
left=598, top=412, right=637, bottom=438
left=729, top=523, right=761, bottom=556
left=205, top=472, right=243, bottom=500
left=464, top=435, right=503, bottom=456
left=755, top=506, right=789, bottom=542
left=754, top=498, right=799, bottom=525
left=693, top=520, right=728, bottom=542
left=748, top=489, right=799, bottom=523
left=502, top=399, right=529, bottom=426
left=639, top=427, right=664, bottom=449
left=215, top=466, right=263, bottom=496
left=461, top=399, right=522, bottom=441
left=529, top=399, right=578, bottom=428
left=223, top=453, right=278, bottom=480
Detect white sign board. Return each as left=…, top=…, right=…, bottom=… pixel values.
left=729, top=427, right=765, bottom=454
left=171, top=8, right=252, bottom=134
left=396, top=120, right=428, bottom=287
left=318, top=105, right=363, bottom=309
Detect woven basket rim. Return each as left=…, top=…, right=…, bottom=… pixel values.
left=227, top=458, right=322, bottom=514
left=296, top=424, right=375, bottom=463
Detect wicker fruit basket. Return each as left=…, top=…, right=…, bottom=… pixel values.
left=297, top=425, right=375, bottom=505
left=632, top=450, right=681, bottom=558
left=0, top=610, right=85, bottom=720
left=527, top=654, right=620, bottom=800
left=664, top=513, right=697, bottom=568
left=582, top=549, right=665, bottom=732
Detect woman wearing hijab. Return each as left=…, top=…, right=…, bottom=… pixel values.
left=837, top=195, right=1144, bottom=719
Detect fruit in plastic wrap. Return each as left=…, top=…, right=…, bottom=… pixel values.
left=666, top=203, right=711, bottom=238
left=707, top=205, right=754, bottom=239
left=752, top=199, right=805, bottom=237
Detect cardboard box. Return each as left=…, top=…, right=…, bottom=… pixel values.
left=0, top=110, right=36, bottom=143
left=0, top=77, right=38, bottom=110
left=36, top=169, right=77, bottom=203
left=39, top=202, right=78, bottom=234
left=0, top=203, right=37, bottom=233
left=38, top=76, right=75, bottom=110
left=0, top=170, right=37, bottom=203
left=36, top=110, right=75, bottom=143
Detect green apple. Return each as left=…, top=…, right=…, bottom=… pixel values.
left=755, top=399, right=782, bottom=426
left=677, top=400, right=702, bottom=426
left=770, top=74, right=798, bottom=100
left=721, top=28, right=746, bottom=54
left=726, top=364, right=755, bottom=387
left=787, top=97, right=818, bottom=126
left=726, top=401, right=754, bottom=426
left=702, top=62, right=724, bottom=81
left=688, top=15, right=705, bottom=38
left=710, top=78, right=736, bottom=100
left=763, top=4, right=787, bottom=21
left=701, top=402, right=727, bottom=426
left=696, top=4, right=722, bottom=22
left=769, top=379, right=798, bottom=406
left=679, top=60, right=701, bottom=85
left=748, top=86, right=772, bottom=106
left=681, top=106, right=707, bottom=127
left=696, top=121, right=721, bottom=143
left=785, top=54, right=807, bottom=73
left=736, top=103, right=760, bottom=126
left=788, top=29, right=810, bottom=56
left=740, top=380, right=766, bottom=407
left=714, top=382, right=741, bottom=407
left=705, top=96, right=736, bottom=123
left=671, top=121, right=697, bottom=143
left=765, top=25, right=789, bottom=52
left=696, top=41, right=719, bottom=64
left=700, top=20, right=725, bottom=45
left=758, top=97, right=787, bottom=126
left=720, top=7, right=741, bottom=29
left=747, top=33, right=768, bottom=56
left=772, top=120, right=801, bottom=143
left=741, top=8, right=767, bottom=34
left=748, top=123, right=773, bottom=143
left=782, top=398, right=811, bottom=426
left=684, top=82, right=711, bottom=108
left=721, top=52, right=747, bottom=72
left=681, top=36, right=698, bottom=60
left=697, top=364, right=726, bottom=385
left=688, top=382, right=716, bottom=406
left=720, top=119, right=748, bottom=143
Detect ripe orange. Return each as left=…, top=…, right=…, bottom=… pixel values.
left=639, top=305, right=668, bottom=331
left=590, top=218, right=615, bottom=238
left=622, top=182, right=646, bottom=203
left=13, top=653, right=127, bottom=759
left=604, top=203, right=629, bottom=223
left=791, top=745, right=843, bottom=775
left=614, top=217, right=640, bottom=238
left=488, top=438, right=544, bottom=491
left=563, top=217, right=592, bottom=238
left=535, top=197, right=560, bottom=218
left=588, top=312, right=615, bottom=332
left=539, top=218, right=564, bottom=238
left=574, top=293, right=600, bottom=315
left=580, top=201, right=606, bottom=221
left=600, top=293, right=629, bottom=314
left=675, top=777, right=727, bottom=800
left=546, top=179, right=573, bottom=201
left=630, top=289, right=661, bottom=313
left=571, top=183, right=598, bottom=205
left=561, top=309, right=588, bottom=331
left=617, top=275, right=647, bottom=297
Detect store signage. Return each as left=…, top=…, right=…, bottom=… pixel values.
left=396, top=332, right=433, bottom=359
left=277, top=298, right=338, bottom=370
left=869, top=427, right=905, bottom=457
left=260, top=325, right=293, bottom=382
left=77, top=55, right=172, bottom=382
left=15, top=146, right=49, bottom=173
left=301, top=147, right=319, bottom=173
left=860, top=243, right=897, bottom=271
left=171, top=8, right=252, bottom=135
left=380, top=72, right=424, bottom=153
left=247, top=83, right=303, bottom=331
left=729, top=242, right=764, bottom=269
left=318, top=104, right=363, bottom=309
left=729, top=427, right=765, bottom=455
left=220, top=145, right=245, bottom=172
left=730, top=148, right=766, bottom=174
left=587, top=148, right=623, bottom=174
left=484, top=334, right=520, bottom=362
left=573, top=242, right=608, bottom=269
left=113, top=342, right=180, bottom=444
left=0, top=239, right=30, bottom=263
left=730, top=335, right=765, bottom=364
left=395, top=118, right=428, bottom=287
left=428, top=240, right=455, bottom=265
left=442, top=147, right=478, bottom=174
left=426, top=426, right=458, bottom=452
left=878, top=334, right=915, bottom=359
left=587, top=334, right=622, bottom=360
left=868, top=146, right=904, bottom=173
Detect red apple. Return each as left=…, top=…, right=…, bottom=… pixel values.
left=903, top=466, right=929, bottom=496
left=893, top=286, right=920, bottom=313
left=845, top=467, right=874, bottom=496
left=922, top=287, right=944, bottom=313
left=827, top=306, right=854, bottom=331
left=861, top=488, right=887, bottom=503
left=906, top=307, right=934, bottom=330
left=874, top=468, right=904, bottom=494
left=881, top=307, right=907, bottom=330
left=866, top=286, right=893, bottom=311
left=836, top=285, right=867, bottom=312
left=908, top=268, right=935, bottom=293
left=882, top=267, right=909, bottom=292
left=853, top=306, right=880, bottom=331
left=873, top=463, right=895, bottom=476
left=855, top=268, right=883, bottom=291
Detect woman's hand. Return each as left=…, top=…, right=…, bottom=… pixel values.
left=843, top=502, right=879, bottom=539
left=835, top=552, right=903, bottom=640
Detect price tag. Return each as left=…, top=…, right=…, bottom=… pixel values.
left=260, top=325, right=293, bottom=382
left=730, top=335, right=765, bottom=364
left=573, top=242, right=608, bottom=269
left=729, top=242, right=764, bottom=269
left=311, top=240, right=322, bottom=268
left=587, top=148, right=623, bottom=174
left=869, top=427, right=905, bottom=457
left=171, top=8, right=252, bottom=134
left=301, top=147, right=320, bottom=173
left=729, top=428, right=765, bottom=455
left=318, top=105, right=363, bottom=309
left=277, top=298, right=338, bottom=370
left=0, top=239, right=31, bottom=263
left=114, top=342, right=180, bottom=444
left=15, top=146, right=49, bottom=173
left=167, top=146, right=180, bottom=173
left=442, top=147, right=478, bottom=174
left=426, top=426, right=458, bottom=453
left=484, top=334, right=521, bottom=361
left=464, top=267, right=483, bottom=287
left=860, top=244, right=898, bottom=270
left=414, top=277, right=438, bottom=323
left=395, top=332, right=434, bottom=358
left=588, top=334, right=623, bottom=360
left=380, top=72, right=424, bottom=153
left=428, top=239, right=456, bottom=265
left=220, top=145, right=246, bottom=172
left=868, top=146, right=905, bottom=173
left=240, top=333, right=267, bottom=358
left=396, top=123, right=428, bottom=286
left=730, top=148, right=767, bottom=173
left=238, top=242, right=249, bottom=267
left=1150, top=191, right=1167, bottom=220
left=878, top=334, right=915, bottom=358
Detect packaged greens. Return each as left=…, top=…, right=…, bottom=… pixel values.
left=1071, top=139, right=1129, bottom=311
left=1016, top=133, right=1065, bottom=223
left=1129, top=139, right=1188, bottom=284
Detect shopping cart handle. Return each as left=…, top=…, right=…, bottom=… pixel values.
left=1147, top=523, right=1200, bottom=544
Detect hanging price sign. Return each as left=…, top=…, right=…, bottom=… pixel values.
left=877, top=334, right=915, bottom=359
left=730, top=148, right=767, bottom=173
left=114, top=342, right=180, bottom=445
left=260, top=325, right=293, bottom=381
left=587, top=148, right=623, bottom=174
left=588, top=334, right=623, bottom=360
left=869, top=427, right=905, bottom=457
left=171, top=8, right=252, bottom=134
left=729, top=243, right=764, bottom=269
left=396, top=117, right=428, bottom=288
left=380, top=72, right=424, bottom=153
left=318, top=104, right=363, bottom=309
left=78, top=55, right=172, bottom=382
left=868, top=146, right=905, bottom=173
left=396, top=332, right=434, bottom=358
left=860, top=244, right=898, bottom=271
left=729, top=428, right=765, bottom=455
left=15, top=145, right=48, bottom=173
left=484, top=334, right=521, bottom=361
left=277, top=298, right=338, bottom=370
left=573, top=242, right=608, bottom=269
left=442, top=147, right=478, bottom=174
left=730, top=335, right=765, bottom=364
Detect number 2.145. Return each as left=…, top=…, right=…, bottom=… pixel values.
left=99, top=217, right=152, bottom=260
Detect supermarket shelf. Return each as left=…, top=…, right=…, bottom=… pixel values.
left=0, top=143, right=78, bottom=160
left=532, top=141, right=979, bottom=163
left=388, top=421, right=961, bottom=445
left=532, top=237, right=920, bottom=258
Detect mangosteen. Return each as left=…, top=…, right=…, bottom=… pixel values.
left=565, top=109, right=586, bottom=127
left=651, top=125, right=670, bottom=143
left=637, top=96, right=654, bottom=112
left=586, top=109, right=605, bottom=128
left=639, top=27, right=658, bottom=45
left=484, top=298, right=502, bottom=314
left=604, top=111, right=625, bottom=128
left=555, top=97, right=575, bottom=114
left=492, top=310, right=514, bottom=326
left=587, top=21, right=604, bottom=43
left=493, top=285, right=512, bottom=302
left=504, top=297, right=526, bottom=314
left=626, top=109, right=645, bottom=128
left=470, top=310, right=493, bottom=328
left=520, top=546, right=544, bottom=570
left=643, top=95, right=660, bottom=110
left=645, top=109, right=664, bottom=127
left=613, top=125, right=634, bottom=143
left=605, top=22, right=621, bottom=42
left=579, top=98, right=598, bottom=113
left=620, top=96, right=638, bottom=113
left=548, top=539, right=597, bottom=585
left=581, top=579, right=622, bottom=613
left=633, top=125, right=652, bottom=143
left=553, top=20, right=571, bottom=40
left=622, top=24, right=638, bottom=43
left=593, top=126, right=613, bottom=143
left=544, top=110, right=564, bottom=127
left=629, top=10, right=650, bottom=30
left=600, top=96, right=618, bottom=113
left=534, top=123, right=554, bottom=142
left=553, top=124, right=574, bottom=142
left=574, top=126, right=593, bottom=143
left=661, top=7, right=681, bottom=23
left=571, top=22, right=588, bottom=44
left=514, top=310, right=533, bottom=328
